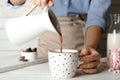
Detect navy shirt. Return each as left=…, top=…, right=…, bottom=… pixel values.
left=6, top=0, right=111, bottom=31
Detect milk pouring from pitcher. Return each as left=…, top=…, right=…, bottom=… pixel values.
left=5, top=5, right=61, bottom=46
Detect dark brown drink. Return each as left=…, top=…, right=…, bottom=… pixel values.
left=59, top=33, right=63, bottom=53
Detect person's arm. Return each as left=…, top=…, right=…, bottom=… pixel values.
left=85, top=26, right=102, bottom=49
left=85, top=0, right=111, bottom=49
left=78, top=0, right=111, bottom=74
left=9, top=0, right=26, bottom=5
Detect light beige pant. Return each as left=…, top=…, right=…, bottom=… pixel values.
left=37, top=15, right=85, bottom=58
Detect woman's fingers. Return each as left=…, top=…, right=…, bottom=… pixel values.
left=82, top=67, right=98, bottom=74
left=40, top=0, right=48, bottom=8
left=29, top=0, right=54, bottom=8
left=48, top=0, right=54, bottom=7
left=79, top=47, right=101, bottom=63
left=78, top=47, right=101, bottom=74
left=79, top=60, right=100, bottom=69
left=80, top=52, right=100, bottom=63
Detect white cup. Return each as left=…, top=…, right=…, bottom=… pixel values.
left=48, top=49, right=83, bottom=79
left=21, top=52, right=37, bottom=61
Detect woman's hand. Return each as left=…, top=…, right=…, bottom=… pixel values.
left=78, top=47, right=101, bottom=74
left=29, top=0, right=54, bottom=8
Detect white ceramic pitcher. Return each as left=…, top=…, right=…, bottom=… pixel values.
left=5, top=5, right=61, bottom=46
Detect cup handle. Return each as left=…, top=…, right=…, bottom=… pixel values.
left=78, top=61, right=84, bottom=65
left=77, top=61, right=84, bottom=71
left=77, top=51, right=84, bottom=69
